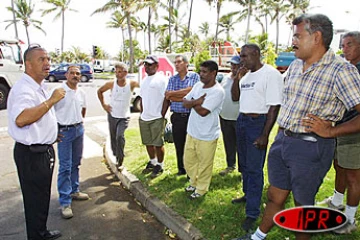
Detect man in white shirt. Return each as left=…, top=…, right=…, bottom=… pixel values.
left=139, top=55, right=168, bottom=178
left=7, top=45, right=64, bottom=240
left=231, top=44, right=283, bottom=232
left=53, top=65, right=88, bottom=219
left=219, top=55, right=241, bottom=176
left=97, top=62, right=139, bottom=169
left=183, top=60, right=225, bottom=199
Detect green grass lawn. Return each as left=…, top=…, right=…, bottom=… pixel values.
left=122, top=125, right=359, bottom=240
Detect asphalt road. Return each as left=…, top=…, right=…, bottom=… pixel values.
left=0, top=80, right=170, bottom=240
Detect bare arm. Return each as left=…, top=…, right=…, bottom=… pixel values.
left=254, top=105, right=280, bottom=149
left=231, top=67, right=248, bottom=101
left=15, top=88, right=65, bottom=128
left=165, top=87, right=192, bottom=102
left=162, top=97, right=170, bottom=118
left=130, top=80, right=140, bottom=91
left=81, top=108, right=86, bottom=118
left=97, top=81, right=114, bottom=113
left=302, top=104, right=360, bottom=138
left=183, top=94, right=210, bottom=117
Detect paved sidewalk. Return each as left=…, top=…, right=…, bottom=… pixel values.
left=104, top=137, right=205, bottom=240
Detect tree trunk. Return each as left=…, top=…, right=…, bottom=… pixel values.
left=11, top=0, right=18, bottom=39
left=126, top=13, right=134, bottom=73
left=168, top=0, right=173, bottom=53
left=61, top=10, right=65, bottom=53
left=275, top=16, right=280, bottom=53
left=245, top=1, right=252, bottom=43
left=147, top=7, right=152, bottom=54
left=25, top=25, right=30, bottom=45
left=187, top=0, right=193, bottom=38
left=215, top=2, right=220, bottom=41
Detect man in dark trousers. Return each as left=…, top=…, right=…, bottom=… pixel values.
left=162, top=55, right=200, bottom=175
left=7, top=45, right=65, bottom=240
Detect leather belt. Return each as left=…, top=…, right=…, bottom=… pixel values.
left=58, top=122, right=83, bottom=129
left=279, top=127, right=318, bottom=143
left=241, top=113, right=266, bottom=118
left=173, top=112, right=190, bottom=117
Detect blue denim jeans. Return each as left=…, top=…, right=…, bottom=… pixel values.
left=236, top=114, right=267, bottom=219
left=57, top=124, right=84, bottom=206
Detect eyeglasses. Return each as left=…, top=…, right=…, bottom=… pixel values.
left=23, top=43, right=42, bottom=62
left=144, top=62, right=154, bottom=66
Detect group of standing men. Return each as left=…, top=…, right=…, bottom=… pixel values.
left=6, top=12, right=360, bottom=240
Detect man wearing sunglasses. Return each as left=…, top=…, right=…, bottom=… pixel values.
left=139, top=55, right=168, bottom=178
left=7, top=44, right=64, bottom=239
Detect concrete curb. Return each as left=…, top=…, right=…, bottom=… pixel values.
left=103, top=137, right=205, bottom=240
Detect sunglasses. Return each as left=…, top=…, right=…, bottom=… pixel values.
left=23, top=43, right=42, bottom=62
left=144, top=62, right=155, bottom=66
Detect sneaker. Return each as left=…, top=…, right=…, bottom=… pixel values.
left=150, top=165, right=163, bottom=178
left=241, top=217, right=257, bottom=232
left=142, top=161, right=155, bottom=174
left=219, top=167, right=235, bottom=176
left=71, top=192, right=89, bottom=200
left=334, top=221, right=357, bottom=234
left=189, top=192, right=203, bottom=200
left=322, top=196, right=345, bottom=211
left=185, top=185, right=196, bottom=192
left=61, top=205, right=73, bottom=219
left=231, top=196, right=247, bottom=204
left=231, top=233, right=253, bottom=240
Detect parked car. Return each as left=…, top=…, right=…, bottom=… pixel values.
left=46, top=63, right=94, bottom=82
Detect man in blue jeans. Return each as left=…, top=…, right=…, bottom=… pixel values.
left=54, top=65, right=89, bottom=219
left=231, top=44, right=283, bottom=232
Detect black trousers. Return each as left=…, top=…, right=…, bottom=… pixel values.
left=170, top=112, right=190, bottom=173
left=14, top=142, right=55, bottom=240
left=220, top=116, right=240, bottom=171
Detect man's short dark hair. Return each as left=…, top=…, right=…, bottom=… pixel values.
left=241, top=43, right=261, bottom=56
left=292, top=13, right=333, bottom=50
left=342, top=31, right=360, bottom=45
left=200, top=60, right=218, bottom=72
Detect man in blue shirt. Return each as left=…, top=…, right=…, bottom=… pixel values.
left=162, top=55, right=200, bottom=175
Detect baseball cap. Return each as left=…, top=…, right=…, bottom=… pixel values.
left=143, top=55, right=159, bottom=64
left=227, top=55, right=241, bottom=64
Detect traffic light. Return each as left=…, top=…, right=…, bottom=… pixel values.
left=55, top=48, right=60, bottom=55
left=93, top=45, right=98, bottom=56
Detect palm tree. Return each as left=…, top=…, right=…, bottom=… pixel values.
left=92, top=0, right=140, bottom=73
left=41, top=0, right=77, bottom=54
left=5, top=0, right=46, bottom=44
left=199, top=22, right=210, bottom=39
left=142, top=0, right=163, bottom=54
left=204, top=0, right=225, bottom=41
left=71, top=46, right=90, bottom=63
left=187, top=0, right=194, bottom=38
left=11, top=0, right=19, bottom=39
left=218, top=12, right=238, bottom=41
left=106, top=10, right=127, bottom=61
left=231, top=0, right=257, bottom=43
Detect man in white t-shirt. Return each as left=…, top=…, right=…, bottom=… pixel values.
left=231, top=44, right=283, bottom=231
left=139, top=55, right=168, bottom=178
left=219, top=55, right=241, bottom=176
left=183, top=60, right=225, bottom=199
left=53, top=65, right=89, bottom=219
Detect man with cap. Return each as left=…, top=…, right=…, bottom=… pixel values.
left=140, top=55, right=168, bottom=178
left=162, top=54, right=200, bottom=176
left=231, top=43, right=283, bottom=232
left=218, top=55, right=241, bottom=176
